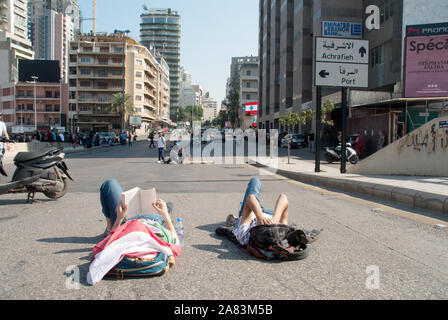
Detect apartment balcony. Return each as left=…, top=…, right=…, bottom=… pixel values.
left=77, top=86, right=123, bottom=92
left=77, top=98, right=112, bottom=104
left=241, top=87, right=259, bottom=93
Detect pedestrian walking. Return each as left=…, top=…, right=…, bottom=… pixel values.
left=127, top=131, right=132, bottom=147
left=157, top=132, right=166, bottom=163
left=308, top=129, right=315, bottom=153
left=354, top=132, right=365, bottom=159
left=148, top=131, right=155, bottom=148
left=0, top=112, right=10, bottom=170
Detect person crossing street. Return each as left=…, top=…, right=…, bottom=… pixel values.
left=157, top=132, right=166, bottom=163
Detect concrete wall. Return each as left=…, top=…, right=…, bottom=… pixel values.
left=348, top=116, right=448, bottom=176
left=3, top=142, right=83, bottom=163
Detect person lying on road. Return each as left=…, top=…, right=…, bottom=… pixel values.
left=100, top=179, right=179, bottom=245
left=226, top=177, right=290, bottom=247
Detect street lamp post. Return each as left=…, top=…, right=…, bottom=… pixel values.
left=31, top=75, right=38, bottom=131
left=114, top=29, right=130, bottom=133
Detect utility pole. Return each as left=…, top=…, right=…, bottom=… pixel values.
left=31, top=75, right=38, bottom=131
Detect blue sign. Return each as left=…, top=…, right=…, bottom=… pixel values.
left=322, top=21, right=363, bottom=39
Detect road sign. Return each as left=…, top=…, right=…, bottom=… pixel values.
left=315, top=37, right=369, bottom=88
left=315, top=62, right=369, bottom=88
left=322, top=21, right=363, bottom=39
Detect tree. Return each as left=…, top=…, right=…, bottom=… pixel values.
left=109, top=93, right=136, bottom=115
left=109, top=93, right=136, bottom=130
left=279, top=112, right=300, bottom=164
left=224, top=69, right=241, bottom=128
left=212, top=109, right=228, bottom=129
left=300, top=99, right=335, bottom=129
left=177, top=105, right=204, bottom=125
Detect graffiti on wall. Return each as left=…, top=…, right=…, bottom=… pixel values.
left=397, top=121, right=448, bottom=156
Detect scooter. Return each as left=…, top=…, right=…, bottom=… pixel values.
left=0, top=138, right=73, bottom=203
left=325, top=143, right=359, bottom=165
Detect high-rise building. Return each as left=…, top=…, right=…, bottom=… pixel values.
left=0, top=0, right=34, bottom=85
left=28, top=0, right=80, bottom=82
left=68, top=33, right=170, bottom=134
left=140, top=8, right=181, bottom=117
left=239, top=58, right=259, bottom=129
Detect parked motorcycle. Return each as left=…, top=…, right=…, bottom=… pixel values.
left=0, top=138, right=73, bottom=203
left=325, top=143, right=359, bottom=165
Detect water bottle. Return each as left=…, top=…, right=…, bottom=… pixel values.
left=175, top=218, right=184, bottom=246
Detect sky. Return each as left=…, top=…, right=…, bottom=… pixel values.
left=78, top=0, right=259, bottom=106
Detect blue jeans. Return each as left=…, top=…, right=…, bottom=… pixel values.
left=237, top=178, right=273, bottom=225
left=100, top=179, right=164, bottom=226
left=158, top=148, right=165, bottom=161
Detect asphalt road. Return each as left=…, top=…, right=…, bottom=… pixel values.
left=0, top=141, right=447, bottom=300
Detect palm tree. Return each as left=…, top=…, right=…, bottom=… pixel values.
left=109, top=93, right=136, bottom=130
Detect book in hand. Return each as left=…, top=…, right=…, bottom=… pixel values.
left=121, top=187, right=157, bottom=218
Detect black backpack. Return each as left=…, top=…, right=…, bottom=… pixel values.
left=246, top=224, right=309, bottom=261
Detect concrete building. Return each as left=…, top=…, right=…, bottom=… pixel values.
left=27, top=0, right=80, bottom=82
left=68, top=33, right=170, bottom=134
left=239, top=58, right=259, bottom=129
left=0, top=81, right=69, bottom=134
left=258, top=0, right=448, bottom=146
left=140, top=8, right=181, bottom=115
left=0, top=0, right=34, bottom=85
left=202, top=95, right=218, bottom=123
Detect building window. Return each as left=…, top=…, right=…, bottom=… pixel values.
left=80, top=68, right=91, bottom=75
left=136, top=83, right=143, bottom=90
left=80, top=81, right=91, bottom=87
left=136, top=71, right=143, bottom=78
left=246, top=70, right=251, bottom=76
left=46, top=104, right=52, bottom=112
left=80, top=57, right=91, bottom=63
left=54, top=105, right=60, bottom=112
left=135, top=59, right=143, bottom=66
left=27, top=104, right=33, bottom=111
left=370, top=46, right=383, bottom=67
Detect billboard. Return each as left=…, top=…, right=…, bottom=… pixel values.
left=129, top=116, right=142, bottom=126
left=405, top=33, right=448, bottom=98
left=406, top=22, right=448, bottom=37
left=18, top=60, right=61, bottom=83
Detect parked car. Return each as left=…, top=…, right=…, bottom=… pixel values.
left=280, top=134, right=307, bottom=149
left=277, top=132, right=289, bottom=146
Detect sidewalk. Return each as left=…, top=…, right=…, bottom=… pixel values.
left=2, top=138, right=148, bottom=165
left=253, top=148, right=448, bottom=216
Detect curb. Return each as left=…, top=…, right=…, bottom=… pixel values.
left=251, top=162, right=448, bottom=217
left=3, top=140, right=148, bottom=163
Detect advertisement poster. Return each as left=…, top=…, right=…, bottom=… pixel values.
left=405, top=34, right=448, bottom=98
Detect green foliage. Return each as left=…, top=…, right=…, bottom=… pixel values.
left=224, top=69, right=241, bottom=127
left=212, top=109, right=229, bottom=129
left=279, top=112, right=300, bottom=133
left=300, top=99, right=335, bottom=127
left=109, top=93, right=136, bottom=115
left=178, top=105, right=204, bottom=123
